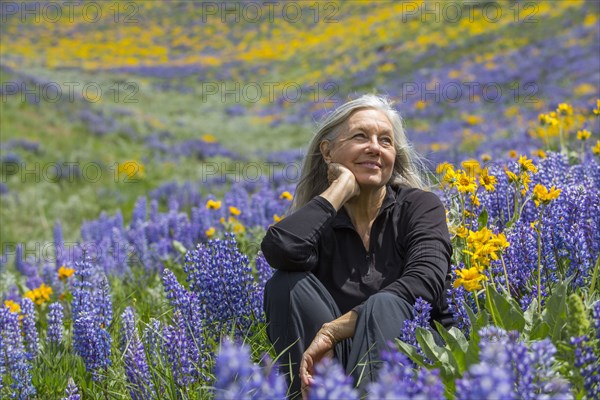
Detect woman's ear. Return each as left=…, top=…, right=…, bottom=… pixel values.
left=319, top=140, right=332, bottom=164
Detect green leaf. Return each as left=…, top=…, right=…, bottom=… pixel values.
left=485, top=284, right=525, bottom=332
left=416, top=328, right=459, bottom=373
left=530, top=319, right=550, bottom=340
left=172, top=240, right=187, bottom=255
left=542, top=279, right=571, bottom=341
left=395, top=339, right=428, bottom=368
left=434, top=322, right=468, bottom=373
left=478, top=208, right=488, bottom=230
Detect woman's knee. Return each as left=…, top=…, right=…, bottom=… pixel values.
left=361, top=292, right=413, bottom=320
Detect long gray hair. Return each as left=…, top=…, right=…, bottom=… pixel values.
left=290, top=94, right=428, bottom=212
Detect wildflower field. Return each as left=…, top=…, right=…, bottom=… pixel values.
left=1, top=1, right=599, bottom=399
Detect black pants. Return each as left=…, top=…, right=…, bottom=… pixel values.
left=264, top=271, right=444, bottom=398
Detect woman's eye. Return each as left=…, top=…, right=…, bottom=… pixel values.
left=381, top=137, right=393, bottom=145
left=353, top=133, right=367, bottom=139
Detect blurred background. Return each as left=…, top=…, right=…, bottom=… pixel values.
left=1, top=0, right=599, bottom=269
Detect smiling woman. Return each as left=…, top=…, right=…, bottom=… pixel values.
left=261, top=94, right=455, bottom=398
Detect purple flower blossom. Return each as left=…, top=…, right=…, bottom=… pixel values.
left=62, top=378, right=80, bottom=400
left=571, top=335, right=599, bottom=399
left=308, top=357, right=358, bottom=400
left=19, top=298, right=38, bottom=361
left=47, top=302, right=64, bottom=345
left=120, top=307, right=155, bottom=400
left=182, top=233, right=264, bottom=336
left=0, top=307, right=36, bottom=398
left=400, top=297, right=433, bottom=359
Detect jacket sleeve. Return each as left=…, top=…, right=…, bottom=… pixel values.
left=260, top=196, right=337, bottom=272
left=352, top=191, right=452, bottom=315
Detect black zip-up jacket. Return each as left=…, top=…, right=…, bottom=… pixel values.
left=261, top=184, right=455, bottom=329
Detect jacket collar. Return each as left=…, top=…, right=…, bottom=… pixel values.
left=331, top=184, right=397, bottom=229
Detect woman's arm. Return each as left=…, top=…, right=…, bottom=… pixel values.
left=299, top=310, right=358, bottom=389
left=260, top=163, right=359, bottom=271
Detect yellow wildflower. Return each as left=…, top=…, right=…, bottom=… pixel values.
left=508, top=150, right=518, bottom=158
left=480, top=153, right=492, bottom=163
left=593, top=99, right=600, bottom=115
left=453, top=170, right=477, bottom=194
left=593, top=140, right=600, bottom=155
left=201, top=134, right=218, bottom=143
left=232, top=220, right=246, bottom=234
left=532, top=184, right=561, bottom=207
left=58, top=265, right=75, bottom=280
left=24, top=283, right=53, bottom=306
left=479, top=169, right=497, bottom=192
left=576, top=129, right=591, bottom=141
left=471, top=195, right=480, bottom=207
left=206, top=199, right=222, bottom=210
left=279, top=191, right=293, bottom=201
left=229, top=206, right=241, bottom=216
left=532, top=149, right=547, bottom=159
left=453, top=267, right=487, bottom=292
left=461, top=159, right=481, bottom=178
left=556, top=103, right=573, bottom=116
left=436, top=162, right=454, bottom=175
left=205, top=227, right=216, bottom=237
left=4, top=300, right=21, bottom=313
left=521, top=172, right=532, bottom=196
left=118, top=160, right=145, bottom=179
left=505, top=169, right=519, bottom=184
left=273, top=214, right=284, bottom=223
left=518, top=156, right=538, bottom=174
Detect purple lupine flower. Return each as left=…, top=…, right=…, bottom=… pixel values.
left=71, top=259, right=112, bottom=380
left=593, top=301, right=600, bottom=340
left=120, top=307, right=155, bottom=400
left=255, top=252, right=274, bottom=290
left=19, top=297, right=39, bottom=360
left=367, top=346, right=415, bottom=398
left=400, top=297, right=433, bottom=358
left=213, top=337, right=287, bottom=400
left=571, top=336, right=599, bottom=399
left=308, top=357, right=358, bottom=400
left=62, top=377, right=80, bottom=400
left=72, top=311, right=112, bottom=380
left=47, top=302, right=64, bottom=345
left=163, top=312, right=196, bottom=387
left=54, top=221, right=64, bottom=268
left=143, top=318, right=164, bottom=368
left=130, top=197, right=147, bottom=229
left=0, top=307, right=36, bottom=398
left=182, top=233, right=264, bottom=336
left=213, top=337, right=262, bottom=399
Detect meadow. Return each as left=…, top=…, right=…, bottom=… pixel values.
left=0, top=1, right=599, bottom=399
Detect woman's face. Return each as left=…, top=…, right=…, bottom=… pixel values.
left=321, top=108, right=397, bottom=189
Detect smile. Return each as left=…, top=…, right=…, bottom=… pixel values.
left=359, top=162, right=382, bottom=169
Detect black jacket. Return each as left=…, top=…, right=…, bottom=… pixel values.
left=261, top=184, right=455, bottom=329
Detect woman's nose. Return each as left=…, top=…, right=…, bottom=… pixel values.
left=366, top=137, right=381, bottom=153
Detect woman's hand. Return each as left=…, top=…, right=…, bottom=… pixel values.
left=319, top=163, right=360, bottom=210
left=299, top=326, right=336, bottom=399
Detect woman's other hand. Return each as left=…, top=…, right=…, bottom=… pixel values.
left=299, top=326, right=336, bottom=399
left=319, top=162, right=360, bottom=210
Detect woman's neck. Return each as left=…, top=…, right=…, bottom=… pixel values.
left=343, top=185, right=387, bottom=227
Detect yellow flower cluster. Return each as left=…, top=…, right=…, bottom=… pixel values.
left=504, top=155, right=537, bottom=197
left=206, top=199, right=222, bottom=210
left=438, top=161, right=497, bottom=194
left=58, top=265, right=75, bottom=280
left=4, top=300, right=21, bottom=313
left=532, top=184, right=561, bottom=207
left=24, top=283, right=53, bottom=305
left=454, top=227, right=509, bottom=292
left=453, top=267, right=487, bottom=292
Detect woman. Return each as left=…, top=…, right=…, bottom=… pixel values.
left=261, top=94, right=454, bottom=398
